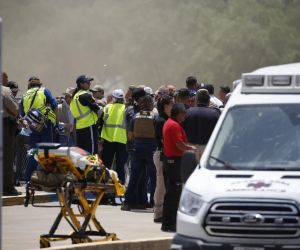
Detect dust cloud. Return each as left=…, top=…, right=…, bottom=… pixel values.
left=1, top=0, right=300, bottom=96
left=0, top=0, right=196, bottom=96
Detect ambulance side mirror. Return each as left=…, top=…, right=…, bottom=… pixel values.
left=181, top=150, right=198, bottom=183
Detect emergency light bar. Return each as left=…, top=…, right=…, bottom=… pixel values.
left=243, top=75, right=264, bottom=86
left=241, top=74, right=300, bottom=93
left=271, top=75, right=291, bottom=86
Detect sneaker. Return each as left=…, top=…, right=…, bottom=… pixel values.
left=154, top=217, right=163, bottom=223
left=120, top=203, right=131, bottom=211
left=161, top=224, right=176, bottom=233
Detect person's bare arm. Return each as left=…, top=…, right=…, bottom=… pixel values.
left=176, top=141, right=196, bottom=152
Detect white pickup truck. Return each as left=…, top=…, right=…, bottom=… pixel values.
left=172, top=63, right=300, bottom=250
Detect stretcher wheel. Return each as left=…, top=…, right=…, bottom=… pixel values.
left=71, top=236, right=91, bottom=244
left=40, top=238, right=50, bottom=248
left=112, top=234, right=119, bottom=241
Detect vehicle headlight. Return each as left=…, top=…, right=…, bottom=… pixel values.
left=179, top=189, right=203, bottom=216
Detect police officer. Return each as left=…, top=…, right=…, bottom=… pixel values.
left=121, top=94, right=157, bottom=211
left=20, top=76, right=58, bottom=182
left=2, top=72, right=20, bottom=195
left=100, top=89, right=127, bottom=183
left=124, top=87, right=145, bottom=181
left=70, top=75, right=101, bottom=154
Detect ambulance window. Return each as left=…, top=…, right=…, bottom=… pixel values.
left=208, top=104, right=300, bottom=170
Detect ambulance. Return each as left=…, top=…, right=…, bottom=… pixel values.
left=172, top=63, right=300, bottom=250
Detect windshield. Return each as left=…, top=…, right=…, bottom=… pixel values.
left=208, top=104, right=300, bottom=170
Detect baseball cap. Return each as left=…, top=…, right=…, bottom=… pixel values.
left=62, top=87, right=75, bottom=96
left=7, top=81, right=19, bottom=92
left=189, top=89, right=196, bottom=97
left=112, top=89, right=124, bottom=99
left=144, top=86, right=154, bottom=96
left=132, top=87, right=146, bottom=99
left=28, top=76, right=41, bottom=85
left=90, top=85, right=104, bottom=92
left=76, top=75, right=94, bottom=85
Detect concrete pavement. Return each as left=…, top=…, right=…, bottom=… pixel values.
left=2, top=189, right=174, bottom=250
left=44, top=238, right=172, bottom=250
left=2, top=186, right=56, bottom=206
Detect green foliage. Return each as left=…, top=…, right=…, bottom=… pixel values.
left=1, top=0, right=300, bottom=93
left=105, top=0, right=300, bottom=87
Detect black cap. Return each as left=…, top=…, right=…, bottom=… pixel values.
left=132, top=87, right=146, bottom=99
left=76, top=75, right=94, bottom=85
left=189, top=89, right=196, bottom=97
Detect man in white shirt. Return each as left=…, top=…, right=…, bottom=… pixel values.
left=203, top=84, right=223, bottom=109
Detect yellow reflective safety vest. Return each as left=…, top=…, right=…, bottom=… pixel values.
left=101, top=103, right=127, bottom=144
left=70, top=90, right=98, bottom=129
left=23, top=87, right=56, bottom=123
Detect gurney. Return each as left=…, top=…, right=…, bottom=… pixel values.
left=24, top=143, right=126, bottom=248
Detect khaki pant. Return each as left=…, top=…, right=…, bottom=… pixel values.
left=153, top=150, right=165, bottom=220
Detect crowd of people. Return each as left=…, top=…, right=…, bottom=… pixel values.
left=2, top=72, right=232, bottom=233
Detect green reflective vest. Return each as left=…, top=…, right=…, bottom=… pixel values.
left=23, top=87, right=56, bottom=123
left=101, top=103, right=127, bottom=144
left=70, top=90, right=98, bottom=129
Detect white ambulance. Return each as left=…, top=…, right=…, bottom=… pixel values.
left=172, top=63, right=300, bottom=250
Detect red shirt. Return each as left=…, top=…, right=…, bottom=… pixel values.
left=163, top=118, right=188, bottom=157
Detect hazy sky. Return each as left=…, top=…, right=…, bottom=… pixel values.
left=1, top=0, right=202, bottom=96
left=1, top=1, right=127, bottom=95
left=2, top=0, right=299, bottom=96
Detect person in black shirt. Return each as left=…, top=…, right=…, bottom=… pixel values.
left=184, top=89, right=220, bottom=161
left=124, top=87, right=146, bottom=185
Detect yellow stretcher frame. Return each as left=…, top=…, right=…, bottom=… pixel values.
left=24, top=143, right=122, bottom=248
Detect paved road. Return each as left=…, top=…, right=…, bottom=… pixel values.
left=2, top=203, right=174, bottom=250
